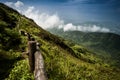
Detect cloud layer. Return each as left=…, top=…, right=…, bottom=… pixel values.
left=63, top=23, right=110, bottom=32
left=4, top=1, right=110, bottom=32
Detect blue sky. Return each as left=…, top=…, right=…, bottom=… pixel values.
left=0, top=0, right=120, bottom=33
left=1, top=0, right=120, bottom=23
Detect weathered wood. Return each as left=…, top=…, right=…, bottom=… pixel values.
left=28, top=41, right=36, bottom=72
left=22, top=52, right=29, bottom=59
left=34, top=44, right=47, bottom=80
left=25, top=34, right=47, bottom=79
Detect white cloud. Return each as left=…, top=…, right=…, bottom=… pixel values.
left=23, top=6, right=64, bottom=29
left=62, top=23, right=110, bottom=32
left=77, top=25, right=110, bottom=32
left=4, top=1, right=110, bottom=33
left=5, top=1, right=24, bottom=8
left=14, top=1, right=24, bottom=8
left=5, top=2, right=14, bottom=7
left=63, top=23, right=76, bottom=31
left=26, top=6, right=35, bottom=13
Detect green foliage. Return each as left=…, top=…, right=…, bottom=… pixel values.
left=5, top=60, right=34, bottom=80
left=0, top=49, right=21, bottom=79
left=0, top=28, right=21, bottom=50
left=0, top=3, right=120, bottom=80
left=39, top=41, right=120, bottom=80
left=0, top=5, right=21, bottom=50
left=48, top=28, right=120, bottom=67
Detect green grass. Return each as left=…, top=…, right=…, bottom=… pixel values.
left=5, top=59, right=34, bottom=80
left=48, top=28, right=120, bottom=67
left=0, top=3, right=120, bottom=80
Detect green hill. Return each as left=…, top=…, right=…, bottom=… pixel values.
left=48, top=28, right=120, bottom=67
left=0, top=3, right=120, bottom=80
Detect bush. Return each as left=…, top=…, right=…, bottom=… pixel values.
left=5, top=59, right=34, bottom=80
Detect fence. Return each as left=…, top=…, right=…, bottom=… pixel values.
left=20, top=31, right=47, bottom=80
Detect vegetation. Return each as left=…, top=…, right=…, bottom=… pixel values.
left=48, top=28, right=120, bottom=67
left=0, top=3, right=120, bottom=80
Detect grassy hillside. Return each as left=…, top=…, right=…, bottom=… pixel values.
left=48, top=27, right=120, bottom=67
left=0, top=3, right=120, bottom=80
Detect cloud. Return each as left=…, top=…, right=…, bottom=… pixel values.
left=5, top=2, right=13, bottom=7
left=63, top=23, right=76, bottom=31
left=24, top=6, right=64, bottom=29
left=5, top=1, right=24, bottom=8
left=4, top=1, right=110, bottom=33
left=63, top=24, right=110, bottom=32
left=14, top=1, right=24, bottom=8
left=25, top=6, right=35, bottom=14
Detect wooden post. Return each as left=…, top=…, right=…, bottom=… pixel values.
left=28, top=41, right=36, bottom=72
left=27, top=40, right=47, bottom=79
left=34, top=43, right=47, bottom=80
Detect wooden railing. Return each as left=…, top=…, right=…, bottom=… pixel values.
left=20, top=30, right=47, bottom=80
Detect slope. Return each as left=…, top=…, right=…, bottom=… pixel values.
left=48, top=28, right=120, bottom=67
left=0, top=3, right=120, bottom=80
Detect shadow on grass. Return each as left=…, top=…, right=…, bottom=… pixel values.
left=0, top=55, right=21, bottom=80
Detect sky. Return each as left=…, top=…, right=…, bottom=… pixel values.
left=0, top=0, right=120, bottom=32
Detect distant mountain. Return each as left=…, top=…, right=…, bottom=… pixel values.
left=48, top=28, right=120, bottom=67
left=1, top=3, right=120, bottom=80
